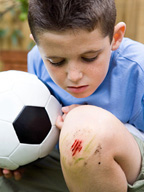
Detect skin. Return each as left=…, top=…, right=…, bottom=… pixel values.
left=38, top=28, right=111, bottom=98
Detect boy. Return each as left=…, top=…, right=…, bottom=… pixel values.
left=0, top=0, right=144, bottom=191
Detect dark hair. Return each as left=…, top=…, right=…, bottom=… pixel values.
left=28, top=0, right=116, bottom=43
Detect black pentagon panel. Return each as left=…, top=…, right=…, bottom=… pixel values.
left=13, top=106, right=51, bottom=144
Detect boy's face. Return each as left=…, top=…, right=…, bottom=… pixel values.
left=38, top=28, right=113, bottom=98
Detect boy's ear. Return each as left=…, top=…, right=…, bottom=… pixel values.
left=111, top=22, right=126, bottom=51
left=30, top=34, right=35, bottom=42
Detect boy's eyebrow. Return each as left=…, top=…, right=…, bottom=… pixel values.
left=45, top=56, right=63, bottom=59
left=82, top=49, right=102, bottom=55
left=45, top=49, right=103, bottom=59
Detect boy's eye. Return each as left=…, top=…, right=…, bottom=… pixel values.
left=82, top=56, right=97, bottom=62
left=48, top=60, right=65, bottom=67
left=47, top=55, right=98, bottom=66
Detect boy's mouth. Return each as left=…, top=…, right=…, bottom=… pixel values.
left=67, top=85, right=88, bottom=93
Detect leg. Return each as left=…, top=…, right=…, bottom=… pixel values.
left=59, top=105, right=141, bottom=192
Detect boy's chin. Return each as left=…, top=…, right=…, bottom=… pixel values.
left=69, top=91, right=93, bottom=99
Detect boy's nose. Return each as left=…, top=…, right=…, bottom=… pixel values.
left=67, top=68, right=83, bottom=83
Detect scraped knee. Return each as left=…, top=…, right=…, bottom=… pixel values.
left=59, top=105, right=128, bottom=192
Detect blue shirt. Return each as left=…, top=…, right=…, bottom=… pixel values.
left=28, top=38, right=144, bottom=131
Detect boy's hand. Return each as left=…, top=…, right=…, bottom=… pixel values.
left=0, top=168, right=25, bottom=180
left=56, top=104, right=80, bottom=130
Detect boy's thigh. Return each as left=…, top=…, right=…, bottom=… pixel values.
left=128, top=134, right=144, bottom=192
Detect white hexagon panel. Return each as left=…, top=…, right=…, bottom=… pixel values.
left=45, top=95, right=62, bottom=125
left=12, top=74, right=50, bottom=107
left=0, top=157, right=18, bottom=170
left=0, top=121, right=19, bottom=156
left=10, top=144, right=40, bottom=167
left=0, top=92, right=24, bottom=123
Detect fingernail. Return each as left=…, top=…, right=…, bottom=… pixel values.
left=62, top=106, right=69, bottom=112
left=3, top=169, right=9, bottom=174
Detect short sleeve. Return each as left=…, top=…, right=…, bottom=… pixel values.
left=129, top=72, right=144, bottom=131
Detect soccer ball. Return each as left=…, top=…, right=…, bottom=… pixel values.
left=0, top=70, right=61, bottom=170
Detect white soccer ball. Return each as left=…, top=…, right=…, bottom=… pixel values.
left=0, top=70, right=61, bottom=170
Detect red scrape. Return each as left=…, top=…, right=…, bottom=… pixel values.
left=71, top=139, right=82, bottom=156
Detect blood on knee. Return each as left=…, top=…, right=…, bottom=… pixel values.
left=71, top=139, right=83, bottom=156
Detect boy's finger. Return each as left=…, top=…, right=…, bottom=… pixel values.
left=62, top=104, right=80, bottom=114
left=56, top=115, right=64, bottom=130
left=3, top=169, right=13, bottom=179
left=62, top=106, right=69, bottom=113
left=13, top=171, right=22, bottom=181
